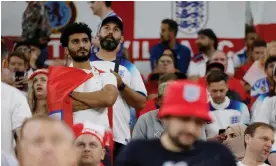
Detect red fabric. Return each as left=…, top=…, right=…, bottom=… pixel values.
left=145, top=81, right=158, bottom=95
left=47, top=66, right=92, bottom=126
left=198, top=76, right=246, bottom=101
left=234, top=61, right=254, bottom=80
left=137, top=98, right=157, bottom=118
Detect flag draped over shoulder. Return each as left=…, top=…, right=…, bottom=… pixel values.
left=47, top=66, right=92, bottom=126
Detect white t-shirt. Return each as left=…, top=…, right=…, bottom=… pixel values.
left=187, top=54, right=235, bottom=78
left=73, top=66, right=117, bottom=129
left=1, top=82, right=32, bottom=155
left=206, top=97, right=250, bottom=138
left=90, top=59, right=147, bottom=145
left=254, top=96, right=276, bottom=152
left=236, top=161, right=269, bottom=166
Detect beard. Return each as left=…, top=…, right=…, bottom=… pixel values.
left=168, top=131, right=196, bottom=150
left=99, top=34, right=120, bottom=52
left=160, top=36, right=170, bottom=46
left=68, top=47, right=90, bottom=62
left=197, top=43, right=210, bottom=52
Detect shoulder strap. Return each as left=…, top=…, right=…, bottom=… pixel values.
left=114, top=57, right=120, bottom=73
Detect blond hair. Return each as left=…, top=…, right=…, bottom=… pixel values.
left=260, top=40, right=276, bottom=67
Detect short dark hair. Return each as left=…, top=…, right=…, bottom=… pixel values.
left=159, top=73, right=177, bottom=84
left=269, top=65, right=276, bottom=96
left=8, top=51, right=28, bottom=64
left=206, top=70, right=228, bottom=85
left=252, top=40, right=267, bottom=49
left=26, top=39, right=41, bottom=49
left=161, top=19, right=178, bottom=36
left=14, top=41, right=30, bottom=51
left=245, top=25, right=256, bottom=38
left=244, top=122, right=274, bottom=147
left=105, top=1, right=112, bottom=7
left=264, top=56, right=276, bottom=70
left=60, top=22, right=92, bottom=47
left=1, top=41, right=8, bottom=59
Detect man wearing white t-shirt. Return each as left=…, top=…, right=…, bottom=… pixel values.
left=237, top=122, right=274, bottom=166
left=60, top=22, right=118, bottom=128
left=1, top=41, right=32, bottom=155
left=90, top=16, right=147, bottom=157
left=205, top=70, right=250, bottom=139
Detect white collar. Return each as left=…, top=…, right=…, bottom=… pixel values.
left=210, top=96, right=230, bottom=110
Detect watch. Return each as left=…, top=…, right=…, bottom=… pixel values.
left=118, top=82, right=126, bottom=91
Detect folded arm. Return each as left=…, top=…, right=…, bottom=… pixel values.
left=120, top=85, right=146, bottom=110
left=71, top=84, right=118, bottom=110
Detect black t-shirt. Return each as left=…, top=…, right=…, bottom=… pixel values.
left=116, top=139, right=237, bottom=166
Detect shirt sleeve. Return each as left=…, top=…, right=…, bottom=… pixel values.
left=11, top=90, right=32, bottom=131
left=100, top=72, right=117, bottom=87
left=240, top=103, right=250, bottom=125
left=254, top=97, right=272, bottom=124
left=129, top=64, right=147, bottom=96
left=226, top=58, right=235, bottom=75
left=132, top=116, right=147, bottom=140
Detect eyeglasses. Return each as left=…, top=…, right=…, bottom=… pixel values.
left=17, top=48, right=30, bottom=53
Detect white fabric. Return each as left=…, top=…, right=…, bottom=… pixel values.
left=254, top=96, right=276, bottom=152
left=90, top=60, right=147, bottom=145
left=243, top=60, right=266, bottom=86
left=1, top=82, right=32, bottom=155
left=206, top=97, right=250, bottom=138
left=187, top=55, right=235, bottom=78
left=232, top=47, right=247, bottom=68
left=1, top=150, right=19, bottom=166
left=236, top=161, right=269, bottom=166
left=73, top=66, right=117, bottom=129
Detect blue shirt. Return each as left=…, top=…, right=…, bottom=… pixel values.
left=150, top=43, right=191, bottom=74
left=116, top=139, right=236, bottom=166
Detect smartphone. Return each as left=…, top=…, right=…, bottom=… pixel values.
left=14, top=71, right=25, bottom=90
left=218, top=129, right=226, bottom=135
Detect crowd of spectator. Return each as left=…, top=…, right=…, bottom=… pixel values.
left=1, top=1, right=276, bottom=166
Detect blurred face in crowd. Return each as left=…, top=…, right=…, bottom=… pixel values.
left=164, top=116, right=205, bottom=149
left=90, top=1, right=104, bottom=16
left=195, top=34, right=213, bottom=52
left=75, top=134, right=105, bottom=166
left=19, top=120, right=76, bottom=166
left=265, top=62, right=276, bottom=79
left=245, top=127, right=274, bottom=162
left=8, top=56, right=27, bottom=72
left=208, top=80, right=228, bottom=104
left=268, top=42, right=276, bottom=57
left=160, top=23, right=172, bottom=44
left=99, top=21, right=123, bottom=52
left=15, top=45, right=31, bottom=62
left=66, top=33, right=91, bottom=62
left=157, top=49, right=175, bottom=74
left=252, top=46, right=266, bottom=61
left=245, top=32, right=258, bottom=49
left=210, top=51, right=228, bottom=72
left=33, top=74, right=48, bottom=100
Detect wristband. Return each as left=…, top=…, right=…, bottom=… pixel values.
left=118, top=82, right=126, bottom=91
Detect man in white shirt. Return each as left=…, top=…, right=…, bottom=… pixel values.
left=90, top=16, right=147, bottom=157
left=59, top=22, right=118, bottom=128
left=237, top=122, right=274, bottom=166
left=206, top=70, right=250, bottom=139
left=1, top=41, right=32, bottom=155
left=187, top=29, right=234, bottom=80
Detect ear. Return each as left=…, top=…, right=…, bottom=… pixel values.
left=244, top=134, right=250, bottom=145
left=100, top=148, right=106, bottom=160
left=120, top=36, right=124, bottom=44
left=64, top=47, right=69, bottom=55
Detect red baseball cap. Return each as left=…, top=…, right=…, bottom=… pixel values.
left=158, top=80, right=212, bottom=122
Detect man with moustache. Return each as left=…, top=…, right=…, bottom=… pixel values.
left=90, top=16, right=147, bottom=158
left=150, top=19, right=191, bottom=74
left=117, top=80, right=236, bottom=166
left=58, top=22, right=118, bottom=127
left=187, top=29, right=235, bottom=80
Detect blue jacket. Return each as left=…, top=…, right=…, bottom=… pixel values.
left=150, top=42, right=191, bottom=74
